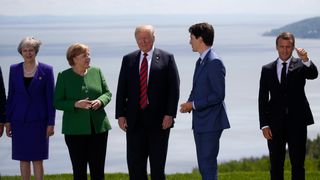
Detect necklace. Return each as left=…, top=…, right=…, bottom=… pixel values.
left=23, top=62, right=38, bottom=77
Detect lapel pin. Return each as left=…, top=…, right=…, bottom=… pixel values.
left=288, top=62, right=295, bottom=71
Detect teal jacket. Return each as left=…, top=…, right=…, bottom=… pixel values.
left=54, top=67, right=112, bottom=135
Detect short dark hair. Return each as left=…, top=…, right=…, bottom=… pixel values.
left=276, top=32, right=295, bottom=47
left=189, top=22, right=214, bottom=46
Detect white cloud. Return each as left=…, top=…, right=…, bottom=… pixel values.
left=0, top=0, right=319, bottom=16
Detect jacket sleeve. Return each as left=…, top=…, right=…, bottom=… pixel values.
left=97, top=68, right=112, bottom=107
left=304, top=61, right=318, bottom=80
left=258, top=67, right=270, bottom=129
left=5, top=66, right=15, bottom=123
left=46, top=66, right=56, bottom=126
left=165, top=54, right=180, bottom=117
left=54, top=72, right=77, bottom=112
left=115, top=57, right=128, bottom=119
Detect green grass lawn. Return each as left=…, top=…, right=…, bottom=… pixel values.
left=1, top=171, right=320, bottom=180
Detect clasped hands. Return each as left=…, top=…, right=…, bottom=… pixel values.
left=180, top=102, right=193, bottom=113
left=75, top=98, right=102, bottom=110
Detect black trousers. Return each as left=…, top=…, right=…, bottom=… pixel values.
left=268, top=123, right=307, bottom=180
left=126, top=111, right=170, bottom=180
left=65, top=131, right=108, bottom=180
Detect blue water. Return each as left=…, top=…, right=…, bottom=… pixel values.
left=0, top=14, right=319, bottom=175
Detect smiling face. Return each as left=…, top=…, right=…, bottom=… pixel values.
left=21, top=46, right=36, bottom=63
left=276, top=38, right=294, bottom=61
left=17, top=37, right=41, bottom=63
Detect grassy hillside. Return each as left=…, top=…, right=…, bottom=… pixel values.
left=263, top=16, right=320, bottom=39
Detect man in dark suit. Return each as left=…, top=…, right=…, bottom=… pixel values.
left=258, top=32, right=318, bottom=180
left=116, top=25, right=180, bottom=180
left=180, top=22, right=230, bottom=180
left=0, top=66, right=6, bottom=137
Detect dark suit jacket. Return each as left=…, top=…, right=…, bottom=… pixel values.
left=259, top=57, right=318, bottom=131
left=116, top=48, right=180, bottom=130
left=188, top=49, right=230, bottom=133
left=6, top=62, right=55, bottom=126
left=0, top=67, right=6, bottom=123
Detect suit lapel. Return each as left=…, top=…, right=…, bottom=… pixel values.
left=288, top=57, right=299, bottom=73
left=15, top=63, right=29, bottom=95
left=134, top=52, right=141, bottom=83
left=193, top=50, right=212, bottom=85
left=149, top=49, right=160, bottom=85
left=271, top=57, right=300, bottom=88
left=270, top=60, right=281, bottom=85
left=193, top=58, right=203, bottom=85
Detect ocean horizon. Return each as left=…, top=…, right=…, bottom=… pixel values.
left=0, top=14, right=319, bottom=175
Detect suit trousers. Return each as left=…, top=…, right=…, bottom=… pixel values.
left=268, top=119, right=307, bottom=180
left=126, top=109, right=170, bottom=180
left=65, top=131, right=108, bottom=180
left=193, top=130, right=222, bottom=180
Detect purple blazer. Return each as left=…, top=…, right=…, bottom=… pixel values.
left=6, top=62, right=55, bottom=125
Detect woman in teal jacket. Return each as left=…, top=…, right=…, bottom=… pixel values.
left=54, top=43, right=111, bottom=180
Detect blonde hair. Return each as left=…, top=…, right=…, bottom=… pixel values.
left=66, top=43, right=89, bottom=66
left=135, top=25, right=155, bottom=37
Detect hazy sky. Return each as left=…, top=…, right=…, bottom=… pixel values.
left=1, top=0, right=319, bottom=16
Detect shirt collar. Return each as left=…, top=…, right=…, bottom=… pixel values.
left=140, top=46, right=154, bottom=57
left=199, top=47, right=211, bottom=60
left=277, top=56, right=292, bottom=66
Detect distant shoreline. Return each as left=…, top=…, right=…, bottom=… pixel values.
left=263, top=16, right=320, bottom=39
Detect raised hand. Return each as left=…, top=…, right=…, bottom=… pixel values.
left=295, top=48, right=309, bottom=62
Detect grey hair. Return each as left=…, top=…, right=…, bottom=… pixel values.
left=17, top=37, right=42, bottom=55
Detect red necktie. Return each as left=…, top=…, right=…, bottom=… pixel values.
left=139, top=53, right=148, bottom=109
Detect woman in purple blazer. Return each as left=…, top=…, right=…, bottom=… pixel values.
left=5, top=37, right=55, bottom=180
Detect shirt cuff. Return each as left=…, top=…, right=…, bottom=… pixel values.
left=302, top=59, right=311, bottom=67
left=192, top=101, right=196, bottom=110
left=261, top=126, right=269, bottom=130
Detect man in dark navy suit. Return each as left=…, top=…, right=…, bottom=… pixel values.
left=259, top=32, right=318, bottom=180
left=116, top=25, right=180, bottom=180
left=180, top=22, right=230, bottom=180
